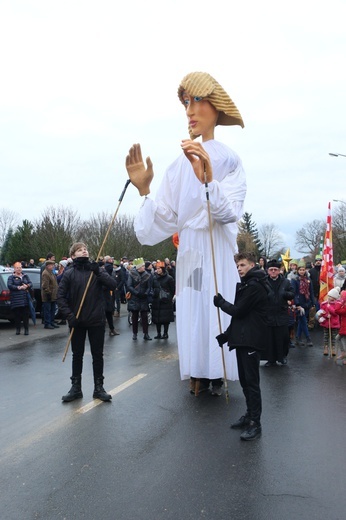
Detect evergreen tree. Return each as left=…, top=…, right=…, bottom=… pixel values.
left=0, top=228, right=14, bottom=264
left=237, top=212, right=264, bottom=257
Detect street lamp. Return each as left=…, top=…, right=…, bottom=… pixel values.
left=329, top=153, right=346, bottom=158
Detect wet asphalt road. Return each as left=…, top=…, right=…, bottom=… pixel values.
left=0, top=312, right=345, bottom=520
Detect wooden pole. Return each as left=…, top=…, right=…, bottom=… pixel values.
left=62, top=180, right=131, bottom=362
left=201, top=168, right=229, bottom=403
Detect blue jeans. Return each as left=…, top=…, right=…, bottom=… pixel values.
left=43, top=301, right=56, bottom=326
left=297, top=313, right=311, bottom=340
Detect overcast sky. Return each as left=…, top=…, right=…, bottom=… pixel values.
left=1, top=0, right=345, bottom=259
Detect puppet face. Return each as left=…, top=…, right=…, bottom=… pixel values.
left=182, top=92, right=218, bottom=141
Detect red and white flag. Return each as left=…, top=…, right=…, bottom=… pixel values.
left=319, top=202, right=334, bottom=303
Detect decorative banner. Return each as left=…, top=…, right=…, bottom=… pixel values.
left=319, top=202, right=334, bottom=303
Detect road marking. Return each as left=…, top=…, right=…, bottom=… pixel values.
left=77, top=373, right=147, bottom=414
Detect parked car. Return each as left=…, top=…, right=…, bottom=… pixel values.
left=0, top=268, right=42, bottom=321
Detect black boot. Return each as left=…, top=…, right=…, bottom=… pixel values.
left=16, top=327, right=20, bottom=335
left=93, top=377, right=112, bottom=401
left=62, top=376, right=83, bottom=402
left=24, top=329, right=29, bottom=336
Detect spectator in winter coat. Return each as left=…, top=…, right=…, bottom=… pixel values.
left=317, top=287, right=340, bottom=356
left=291, top=262, right=315, bottom=346
left=309, top=255, right=322, bottom=302
left=335, top=290, right=346, bottom=364
left=113, top=261, right=126, bottom=315
left=41, top=260, right=59, bottom=329
left=334, top=266, right=346, bottom=290
left=7, top=262, right=33, bottom=335
left=57, top=242, right=117, bottom=402
left=126, top=258, right=152, bottom=341
left=152, top=261, right=175, bottom=339
left=265, top=259, right=295, bottom=366
left=213, top=252, right=269, bottom=441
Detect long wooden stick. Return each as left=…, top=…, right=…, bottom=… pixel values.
left=203, top=169, right=229, bottom=403
left=62, top=179, right=131, bottom=362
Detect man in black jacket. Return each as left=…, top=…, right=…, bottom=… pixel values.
left=57, top=242, right=117, bottom=402
left=214, top=252, right=269, bottom=441
left=265, top=259, right=295, bottom=366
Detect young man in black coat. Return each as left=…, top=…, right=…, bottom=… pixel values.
left=214, top=252, right=269, bottom=441
left=57, top=242, right=117, bottom=402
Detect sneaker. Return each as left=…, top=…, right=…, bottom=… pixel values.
left=306, top=340, right=313, bottom=347
left=132, top=334, right=137, bottom=340
left=230, top=414, right=251, bottom=430
left=240, top=421, right=262, bottom=441
left=52, top=324, right=60, bottom=328
left=44, top=325, right=55, bottom=330
left=278, top=358, right=287, bottom=365
left=109, top=329, right=120, bottom=336
left=264, top=361, right=276, bottom=367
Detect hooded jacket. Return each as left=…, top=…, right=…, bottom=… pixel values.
left=220, top=267, right=269, bottom=351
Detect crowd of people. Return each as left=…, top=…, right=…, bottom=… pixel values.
left=256, top=254, right=346, bottom=364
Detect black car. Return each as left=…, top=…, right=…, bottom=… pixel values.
left=0, top=268, right=42, bottom=321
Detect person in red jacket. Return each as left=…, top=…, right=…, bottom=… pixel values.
left=317, top=287, right=340, bottom=356
left=335, top=290, right=346, bottom=364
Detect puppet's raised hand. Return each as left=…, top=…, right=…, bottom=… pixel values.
left=181, top=139, right=213, bottom=184
left=126, top=144, right=154, bottom=196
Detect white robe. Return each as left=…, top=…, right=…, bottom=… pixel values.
left=134, top=140, right=247, bottom=381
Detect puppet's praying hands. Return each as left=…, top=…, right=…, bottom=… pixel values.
left=126, top=144, right=154, bottom=196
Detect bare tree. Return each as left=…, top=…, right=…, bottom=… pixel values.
left=33, top=206, right=81, bottom=260
left=0, top=208, right=19, bottom=247
left=295, top=219, right=325, bottom=256
left=333, top=205, right=346, bottom=262
left=258, top=223, right=284, bottom=259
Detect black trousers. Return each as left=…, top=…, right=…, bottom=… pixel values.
left=71, top=325, right=105, bottom=381
left=105, top=311, right=114, bottom=331
left=236, top=348, right=262, bottom=425
left=267, top=325, right=289, bottom=362
left=13, top=306, right=29, bottom=330
left=131, top=310, right=149, bottom=334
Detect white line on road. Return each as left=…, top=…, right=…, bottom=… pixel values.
left=76, top=373, right=147, bottom=414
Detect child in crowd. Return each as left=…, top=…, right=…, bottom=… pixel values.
left=317, top=287, right=340, bottom=356
left=335, top=290, right=346, bottom=364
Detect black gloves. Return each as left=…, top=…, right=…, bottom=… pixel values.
left=68, top=315, right=78, bottom=329
left=216, top=333, right=228, bottom=348
left=213, top=293, right=225, bottom=308
left=90, top=261, right=100, bottom=276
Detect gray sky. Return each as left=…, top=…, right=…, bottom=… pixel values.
left=1, top=0, right=345, bottom=259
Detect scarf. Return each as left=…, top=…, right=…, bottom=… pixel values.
left=299, top=276, right=310, bottom=300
